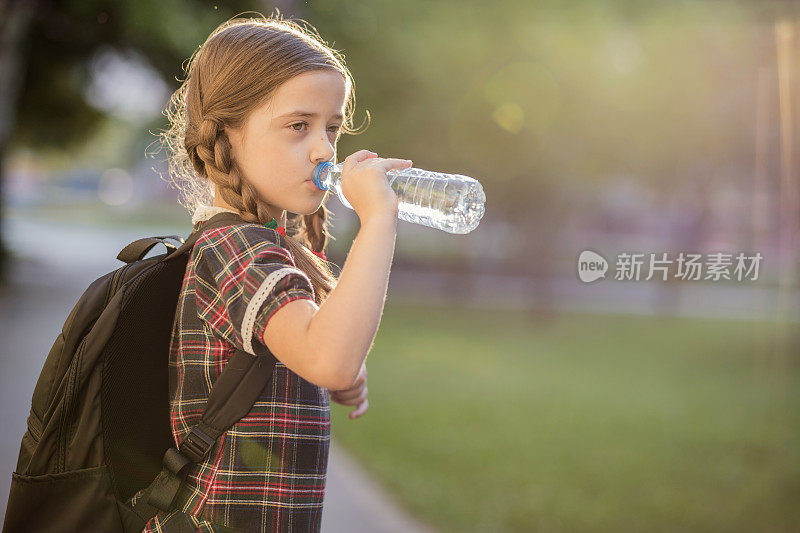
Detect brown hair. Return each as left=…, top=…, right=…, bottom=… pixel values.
left=159, top=13, right=368, bottom=304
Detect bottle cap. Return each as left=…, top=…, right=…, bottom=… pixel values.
left=312, top=162, right=333, bottom=190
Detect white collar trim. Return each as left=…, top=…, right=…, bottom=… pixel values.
left=191, top=205, right=240, bottom=226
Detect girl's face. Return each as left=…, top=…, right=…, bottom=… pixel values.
left=222, top=69, right=346, bottom=221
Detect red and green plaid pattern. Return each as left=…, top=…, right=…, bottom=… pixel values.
left=127, top=221, right=330, bottom=532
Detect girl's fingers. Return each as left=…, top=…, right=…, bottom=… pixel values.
left=368, top=158, right=412, bottom=170
left=330, top=378, right=364, bottom=396
left=330, top=392, right=357, bottom=405
left=342, top=150, right=379, bottom=173
left=332, top=388, right=362, bottom=402
left=332, top=387, right=367, bottom=406
left=349, top=149, right=377, bottom=162
left=330, top=370, right=366, bottom=396
left=350, top=398, right=369, bottom=419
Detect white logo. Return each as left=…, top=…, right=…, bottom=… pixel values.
left=578, top=250, right=608, bottom=283
left=577, top=250, right=763, bottom=282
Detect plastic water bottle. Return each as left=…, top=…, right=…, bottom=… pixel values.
left=311, top=161, right=486, bottom=234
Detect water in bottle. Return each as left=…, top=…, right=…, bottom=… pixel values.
left=311, top=161, right=486, bottom=234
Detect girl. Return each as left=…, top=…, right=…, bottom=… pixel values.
left=126, top=14, right=413, bottom=532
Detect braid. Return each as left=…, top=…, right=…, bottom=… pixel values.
left=192, top=115, right=266, bottom=225
left=302, top=208, right=329, bottom=255
left=188, top=115, right=338, bottom=303
left=193, top=115, right=333, bottom=259
left=167, top=16, right=358, bottom=305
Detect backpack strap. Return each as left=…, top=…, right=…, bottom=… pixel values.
left=130, top=210, right=280, bottom=521
left=117, top=236, right=184, bottom=264
left=116, top=210, right=249, bottom=265
left=132, top=349, right=276, bottom=519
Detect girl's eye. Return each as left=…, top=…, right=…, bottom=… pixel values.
left=289, top=122, right=341, bottom=134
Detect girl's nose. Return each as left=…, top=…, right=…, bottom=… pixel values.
left=313, top=139, right=336, bottom=163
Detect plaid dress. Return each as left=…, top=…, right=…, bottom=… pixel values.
left=127, top=207, right=331, bottom=532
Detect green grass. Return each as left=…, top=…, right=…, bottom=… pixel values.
left=330, top=303, right=800, bottom=532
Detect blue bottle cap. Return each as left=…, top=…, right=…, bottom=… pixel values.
left=312, top=162, right=333, bottom=190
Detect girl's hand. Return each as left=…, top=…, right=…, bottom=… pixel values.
left=329, top=362, right=369, bottom=420
left=340, top=149, right=412, bottom=223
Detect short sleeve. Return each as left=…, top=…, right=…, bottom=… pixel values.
left=193, top=224, right=316, bottom=357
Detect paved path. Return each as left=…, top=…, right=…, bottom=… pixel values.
left=0, top=215, right=435, bottom=532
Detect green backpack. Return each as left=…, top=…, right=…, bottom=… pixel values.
left=3, top=212, right=273, bottom=532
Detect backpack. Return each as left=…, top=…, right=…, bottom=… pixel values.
left=3, top=211, right=276, bottom=533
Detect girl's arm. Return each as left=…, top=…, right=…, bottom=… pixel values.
left=262, top=213, right=398, bottom=390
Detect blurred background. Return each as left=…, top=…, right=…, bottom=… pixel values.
left=1, top=0, right=799, bottom=531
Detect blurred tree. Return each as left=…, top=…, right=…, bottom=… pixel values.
left=0, top=0, right=296, bottom=283
left=0, top=0, right=34, bottom=284
left=2, top=0, right=796, bottom=319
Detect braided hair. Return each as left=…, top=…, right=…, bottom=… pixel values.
left=158, top=14, right=369, bottom=304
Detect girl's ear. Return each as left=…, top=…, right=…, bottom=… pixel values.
left=223, top=123, right=239, bottom=138
left=225, top=125, right=242, bottom=154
